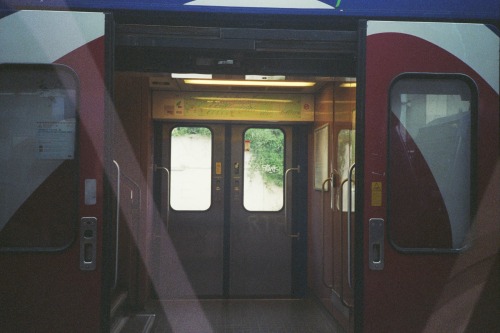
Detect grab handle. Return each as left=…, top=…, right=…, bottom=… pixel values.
left=112, top=160, right=121, bottom=289
left=321, top=177, right=334, bottom=290
left=346, top=163, right=355, bottom=289
left=284, top=165, right=300, bottom=238
left=155, top=165, right=171, bottom=231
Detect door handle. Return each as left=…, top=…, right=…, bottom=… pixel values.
left=284, top=165, right=300, bottom=238
left=80, top=217, right=97, bottom=271
left=369, top=218, right=384, bottom=270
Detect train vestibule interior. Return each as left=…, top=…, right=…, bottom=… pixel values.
left=110, top=24, right=357, bottom=332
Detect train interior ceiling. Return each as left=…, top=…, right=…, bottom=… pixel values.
left=111, top=24, right=357, bottom=332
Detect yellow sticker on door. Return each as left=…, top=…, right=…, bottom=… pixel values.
left=371, top=182, right=382, bottom=207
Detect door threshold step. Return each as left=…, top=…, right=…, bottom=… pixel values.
left=111, top=314, right=156, bottom=333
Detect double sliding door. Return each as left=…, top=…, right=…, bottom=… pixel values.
left=153, top=123, right=301, bottom=298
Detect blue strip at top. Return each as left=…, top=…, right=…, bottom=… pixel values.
left=1, top=0, right=499, bottom=21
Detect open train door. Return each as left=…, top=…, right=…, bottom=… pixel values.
left=0, top=11, right=111, bottom=332
left=359, top=21, right=499, bottom=332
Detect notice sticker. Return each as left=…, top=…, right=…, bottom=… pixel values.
left=36, top=120, right=76, bottom=159
left=371, top=182, right=382, bottom=207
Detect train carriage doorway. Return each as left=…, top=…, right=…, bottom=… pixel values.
left=153, top=123, right=303, bottom=298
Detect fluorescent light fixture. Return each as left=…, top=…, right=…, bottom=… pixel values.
left=171, top=73, right=213, bottom=79
left=200, top=108, right=282, bottom=113
left=194, top=97, right=293, bottom=103
left=184, top=79, right=315, bottom=87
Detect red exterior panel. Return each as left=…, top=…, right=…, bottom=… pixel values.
left=0, top=11, right=107, bottom=332
left=362, top=22, right=499, bottom=332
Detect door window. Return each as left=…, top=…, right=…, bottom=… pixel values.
left=243, top=128, right=285, bottom=211
left=0, top=64, right=78, bottom=250
left=388, top=74, right=476, bottom=251
left=170, top=126, right=212, bottom=211
left=337, top=128, right=356, bottom=212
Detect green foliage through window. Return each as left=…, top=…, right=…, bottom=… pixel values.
left=172, top=126, right=211, bottom=137
left=245, top=128, right=284, bottom=187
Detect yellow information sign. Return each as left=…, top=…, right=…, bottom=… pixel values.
left=153, top=91, right=314, bottom=122
left=371, top=182, right=382, bottom=207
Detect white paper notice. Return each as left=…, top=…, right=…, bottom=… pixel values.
left=36, top=120, right=76, bottom=159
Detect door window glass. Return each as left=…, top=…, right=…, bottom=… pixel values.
left=170, top=126, right=212, bottom=211
left=0, top=64, right=78, bottom=250
left=388, top=75, right=476, bottom=251
left=243, top=128, right=284, bottom=211
left=337, top=128, right=356, bottom=212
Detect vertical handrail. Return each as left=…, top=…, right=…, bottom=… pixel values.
left=347, top=163, right=356, bottom=289
left=321, top=177, right=334, bottom=290
left=284, top=165, right=300, bottom=238
left=112, top=160, right=120, bottom=289
left=330, top=172, right=335, bottom=211
left=155, top=165, right=171, bottom=231
left=338, top=177, right=355, bottom=308
left=339, top=178, right=348, bottom=298
left=322, top=170, right=341, bottom=294
left=330, top=170, right=339, bottom=211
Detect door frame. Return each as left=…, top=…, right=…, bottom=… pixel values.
left=353, top=20, right=367, bottom=333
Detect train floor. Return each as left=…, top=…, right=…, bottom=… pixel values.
left=142, top=297, right=346, bottom=333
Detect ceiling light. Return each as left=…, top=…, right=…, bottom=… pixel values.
left=193, top=97, right=293, bottom=103
left=184, top=79, right=315, bottom=87
left=172, top=73, right=213, bottom=79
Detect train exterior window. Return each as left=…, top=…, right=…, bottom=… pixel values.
left=388, top=74, right=477, bottom=252
left=243, top=128, right=285, bottom=211
left=0, top=64, right=78, bottom=251
left=170, top=126, right=212, bottom=211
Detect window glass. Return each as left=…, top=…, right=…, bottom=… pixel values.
left=243, top=128, right=284, bottom=211
left=0, top=64, right=78, bottom=250
left=170, top=127, right=212, bottom=211
left=388, top=76, right=475, bottom=251
left=337, top=128, right=355, bottom=212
